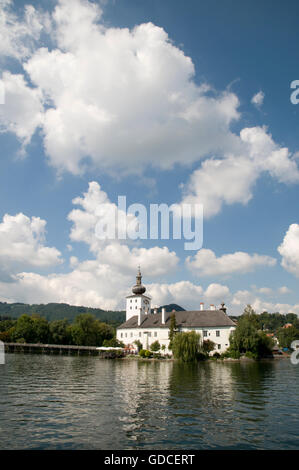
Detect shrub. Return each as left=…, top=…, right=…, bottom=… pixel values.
left=245, top=351, right=258, bottom=360
left=150, top=340, right=160, bottom=352
left=139, top=349, right=153, bottom=358
left=213, top=352, right=221, bottom=359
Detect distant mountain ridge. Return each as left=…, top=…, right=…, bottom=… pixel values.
left=0, top=301, right=185, bottom=326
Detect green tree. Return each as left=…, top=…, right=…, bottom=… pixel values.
left=168, top=314, right=178, bottom=350
left=71, top=314, right=114, bottom=346
left=277, top=325, right=299, bottom=348
left=31, top=315, right=50, bottom=343
left=150, top=340, right=160, bottom=352
left=12, top=314, right=36, bottom=343
left=202, top=339, right=215, bottom=354
left=172, top=331, right=201, bottom=362
left=229, top=310, right=274, bottom=358
left=49, top=319, right=72, bottom=345
left=134, top=339, right=142, bottom=352
left=102, top=337, right=124, bottom=347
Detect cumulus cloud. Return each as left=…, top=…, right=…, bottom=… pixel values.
left=180, top=126, right=299, bottom=218
left=0, top=212, right=62, bottom=280
left=278, top=223, right=299, bottom=277
left=0, top=0, right=50, bottom=60
left=251, top=90, right=264, bottom=108
left=186, top=248, right=276, bottom=277
left=68, top=181, right=179, bottom=276
left=0, top=72, right=44, bottom=149
left=0, top=260, right=130, bottom=309
left=231, top=289, right=299, bottom=315
left=0, top=0, right=241, bottom=174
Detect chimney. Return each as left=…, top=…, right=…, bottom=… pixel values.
left=200, top=302, right=204, bottom=311
left=220, top=302, right=227, bottom=314
left=162, top=307, right=166, bottom=324
left=210, top=304, right=215, bottom=311
left=154, top=307, right=158, bottom=315
left=138, top=308, right=142, bottom=326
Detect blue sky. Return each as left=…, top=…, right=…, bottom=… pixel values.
left=0, top=0, right=299, bottom=314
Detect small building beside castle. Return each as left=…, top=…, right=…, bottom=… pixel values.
left=116, top=269, right=236, bottom=354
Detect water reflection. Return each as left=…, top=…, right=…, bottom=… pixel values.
left=0, top=355, right=298, bottom=449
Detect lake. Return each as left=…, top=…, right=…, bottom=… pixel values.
left=0, top=354, right=298, bottom=449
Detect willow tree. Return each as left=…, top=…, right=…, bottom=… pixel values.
left=172, top=331, right=201, bottom=362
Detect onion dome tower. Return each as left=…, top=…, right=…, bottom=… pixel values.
left=125, top=266, right=151, bottom=321
left=132, top=266, right=146, bottom=295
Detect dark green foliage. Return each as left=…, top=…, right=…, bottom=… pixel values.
left=168, top=313, right=178, bottom=350
left=0, top=301, right=125, bottom=327
left=139, top=349, right=153, bottom=358
left=49, top=319, right=72, bottom=345
left=276, top=325, right=299, bottom=348
left=212, top=352, right=221, bottom=359
left=172, top=331, right=201, bottom=362
left=150, top=340, right=160, bottom=352
left=71, top=314, right=114, bottom=346
left=134, top=339, right=142, bottom=352
left=202, top=339, right=215, bottom=353
left=0, top=312, right=115, bottom=347
left=228, top=305, right=275, bottom=358
left=102, top=338, right=125, bottom=347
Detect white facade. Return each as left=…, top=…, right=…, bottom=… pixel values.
left=126, top=294, right=151, bottom=321
left=117, top=323, right=235, bottom=355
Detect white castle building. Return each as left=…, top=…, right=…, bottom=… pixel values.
left=116, top=269, right=236, bottom=354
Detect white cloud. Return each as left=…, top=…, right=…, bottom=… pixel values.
left=0, top=0, right=49, bottom=60
left=0, top=72, right=44, bottom=149
left=67, top=181, right=179, bottom=277
left=278, top=223, right=299, bottom=277
left=1, top=0, right=241, bottom=174
left=0, top=212, right=62, bottom=280
left=204, top=283, right=230, bottom=302
left=147, top=281, right=203, bottom=310
left=251, top=90, right=264, bottom=108
left=231, top=289, right=299, bottom=315
left=180, top=126, right=299, bottom=218
left=186, top=248, right=276, bottom=277
left=278, top=286, right=291, bottom=295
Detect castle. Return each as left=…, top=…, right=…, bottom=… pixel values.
left=116, top=268, right=236, bottom=354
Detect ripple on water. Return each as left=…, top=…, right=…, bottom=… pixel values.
left=0, top=355, right=298, bottom=449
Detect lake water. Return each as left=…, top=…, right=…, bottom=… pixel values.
left=0, top=354, right=298, bottom=450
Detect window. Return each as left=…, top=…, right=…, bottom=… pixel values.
left=139, top=332, right=141, bottom=338
left=120, top=333, right=123, bottom=338
left=203, top=331, right=208, bottom=337
left=131, top=333, right=133, bottom=337
left=125, top=333, right=127, bottom=338
left=130, top=306, right=132, bottom=310
left=216, top=330, right=220, bottom=337
left=218, top=344, right=221, bottom=349
left=135, top=299, right=137, bottom=302
left=154, top=332, right=157, bottom=337
left=130, top=299, right=132, bottom=303
left=148, top=332, right=151, bottom=337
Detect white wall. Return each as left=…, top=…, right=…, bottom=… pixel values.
left=126, top=295, right=151, bottom=321
left=117, top=325, right=235, bottom=355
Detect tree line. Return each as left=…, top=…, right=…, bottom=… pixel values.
left=0, top=313, right=124, bottom=347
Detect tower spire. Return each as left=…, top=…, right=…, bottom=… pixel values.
left=132, top=266, right=146, bottom=294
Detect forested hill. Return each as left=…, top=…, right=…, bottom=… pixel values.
left=0, top=302, right=125, bottom=326
left=0, top=301, right=186, bottom=326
